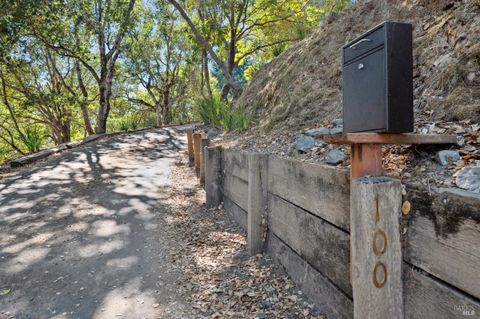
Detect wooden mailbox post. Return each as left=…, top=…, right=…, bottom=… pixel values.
left=323, top=132, right=456, bottom=318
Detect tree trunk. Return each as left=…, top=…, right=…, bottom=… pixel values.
left=202, top=50, right=213, bottom=99
left=221, top=39, right=237, bottom=100
left=61, top=120, right=71, bottom=143
left=96, top=74, right=113, bottom=134
left=49, top=115, right=71, bottom=145
left=94, top=0, right=135, bottom=134
left=80, top=103, right=94, bottom=136
left=0, top=71, right=28, bottom=144
left=167, top=0, right=242, bottom=96
left=96, top=85, right=107, bottom=133
left=162, top=90, right=172, bottom=125
left=75, top=61, right=95, bottom=135
left=220, top=84, right=231, bottom=101
left=155, top=103, right=162, bottom=128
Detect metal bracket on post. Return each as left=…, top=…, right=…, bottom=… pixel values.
left=351, top=143, right=382, bottom=178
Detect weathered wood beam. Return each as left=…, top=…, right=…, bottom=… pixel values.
left=205, top=146, right=223, bottom=209
left=247, top=153, right=268, bottom=255
left=350, top=176, right=404, bottom=318
left=323, top=133, right=457, bottom=145
left=186, top=129, right=194, bottom=165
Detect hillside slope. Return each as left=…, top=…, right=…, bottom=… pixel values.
left=238, top=0, right=480, bottom=131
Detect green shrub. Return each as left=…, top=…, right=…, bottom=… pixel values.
left=219, top=105, right=233, bottom=130
left=128, top=116, right=140, bottom=130
left=232, top=106, right=249, bottom=131
left=24, top=126, right=44, bottom=153
left=109, top=113, right=143, bottom=132
left=195, top=96, right=250, bottom=131
left=142, top=112, right=157, bottom=128
left=194, top=95, right=225, bottom=126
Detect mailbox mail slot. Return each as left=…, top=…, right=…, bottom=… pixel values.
left=342, top=21, right=413, bottom=133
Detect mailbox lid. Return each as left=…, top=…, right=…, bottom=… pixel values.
left=343, top=48, right=386, bottom=132
left=343, top=24, right=385, bottom=64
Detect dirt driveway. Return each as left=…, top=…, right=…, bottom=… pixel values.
left=0, top=128, right=323, bottom=319
left=0, top=129, right=193, bottom=318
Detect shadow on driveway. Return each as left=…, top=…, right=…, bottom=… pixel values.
left=0, top=129, right=188, bottom=318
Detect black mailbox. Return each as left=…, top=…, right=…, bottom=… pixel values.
left=342, top=21, right=413, bottom=133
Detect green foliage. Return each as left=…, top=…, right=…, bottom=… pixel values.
left=194, top=95, right=249, bottom=131
left=107, top=110, right=158, bottom=132
left=232, top=106, right=249, bottom=131
left=218, top=107, right=233, bottom=131
left=194, top=95, right=224, bottom=127
left=0, top=0, right=351, bottom=164
left=24, top=126, right=44, bottom=153
left=108, top=112, right=141, bottom=132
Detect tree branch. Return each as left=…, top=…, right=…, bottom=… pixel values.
left=167, top=0, right=242, bottom=94
left=235, top=38, right=297, bottom=64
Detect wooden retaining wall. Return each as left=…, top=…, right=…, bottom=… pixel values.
left=220, top=150, right=249, bottom=230
left=203, top=146, right=480, bottom=319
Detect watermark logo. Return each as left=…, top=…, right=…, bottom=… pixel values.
left=454, top=305, right=476, bottom=316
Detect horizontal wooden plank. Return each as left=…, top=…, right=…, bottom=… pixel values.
left=268, top=194, right=351, bottom=296
left=404, top=187, right=480, bottom=300
left=323, top=133, right=457, bottom=145
left=404, top=263, right=480, bottom=318
left=267, top=233, right=353, bottom=319
left=223, top=150, right=249, bottom=182
left=222, top=173, right=248, bottom=211
left=268, top=157, right=350, bottom=231
left=223, top=196, right=247, bottom=231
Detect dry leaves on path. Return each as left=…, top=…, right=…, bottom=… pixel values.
left=162, top=156, right=325, bottom=319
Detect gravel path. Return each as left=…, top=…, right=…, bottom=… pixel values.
left=0, top=128, right=324, bottom=319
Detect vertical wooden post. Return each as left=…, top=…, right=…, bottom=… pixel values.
left=205, top=146, right=223, bottom=208
left=187, top=129, right=194, bottom=165
left=193, top=133, right=201, bottom=177
left=200, top=137, right=210, bottom=186
left=350, top=176, right=404, bottom=319
left=247, top=153, right=268, bottom=255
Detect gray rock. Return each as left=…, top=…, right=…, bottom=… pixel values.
left=207, top=128, right=218, bottom=139
left=334, top=118, right=343, bottom=126
left=436, top=150, right=460, bottom=165
left=420, top=124, right=435, bottom=134
left=329, top=127, right=343, bottom=135
left=325, top=149, right=346, bottom=165
left=310, top=306, right=322, bottom=317
left=259, top=300, right=271, bottom=309
left=305, top=127, right=330, bottom=137
left=434, top=53, right=453, bottom=68
left=456, top=166, right=480, bottom=193
left=293, top=135, right=315, bottom=153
